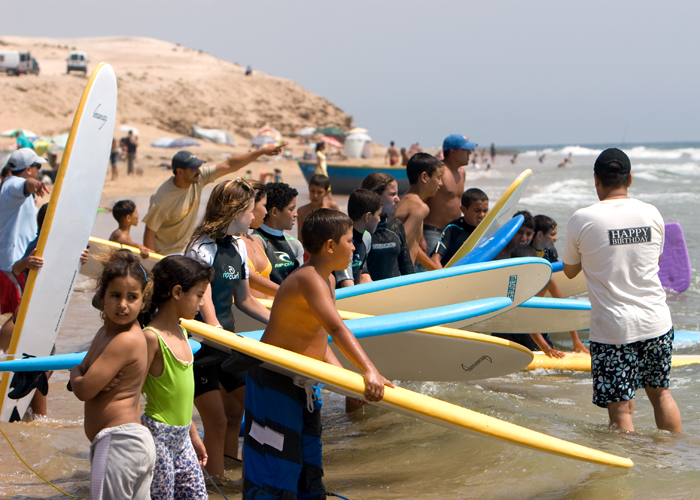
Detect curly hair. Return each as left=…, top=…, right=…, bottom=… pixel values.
left=94, top=249, right=153, bottom=319
left=188, top=178, right=256, bottom=246
left=264, top=182, right=298, bottom=214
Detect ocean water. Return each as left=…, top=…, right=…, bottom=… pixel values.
left=2, top=143, right=700, bottom=499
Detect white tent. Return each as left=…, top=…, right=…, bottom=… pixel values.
left=193, top=125, right=236, bottom=146
left=344, top=133, right=372, bottom=158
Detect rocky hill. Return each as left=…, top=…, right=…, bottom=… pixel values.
left=0, top=36, right=353, bottom=139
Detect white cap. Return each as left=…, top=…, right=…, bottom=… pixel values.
left=8, top=148, right=47, bottom=172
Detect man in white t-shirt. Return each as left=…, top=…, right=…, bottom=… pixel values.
left=563, top=148, right=680, bottom=433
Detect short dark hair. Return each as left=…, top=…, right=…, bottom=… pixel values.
left=112, top=199, right=136, bottom=223
left=361, top=172, right=395, bottom=195
left=301, top=208, right=352, bottom=254
left=534, top=214, right=557, bottom=236
left=316, top=141, right=325, bottom=151
left=443, top=149, right=454, bottom=161
left=347, top=188, right=382, bottom=222
left=511, top=244, right=538, bottom=258
left=309, top=174, right=331, bottom=190
left=461, top=188, right=488, bottom=208
left=594, top=165, right=631, bottom=189
left=406, top=152, right=442, bottom=185
left=264, top=182, right=298, bottom=213
left=514, top=210, right=535, bottom=231
left=250, top=180, right=266, bottom=203
left=149, top=255, right=213, bottom=308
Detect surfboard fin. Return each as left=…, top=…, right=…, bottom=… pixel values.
left=9, top=406, right=21, bottom=423
left=8, top=371, right=48, bottom=399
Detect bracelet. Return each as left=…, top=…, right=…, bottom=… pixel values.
left=214, top=325, right=224, bottom=329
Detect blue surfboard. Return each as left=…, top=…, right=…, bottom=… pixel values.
left=672, top=330, right=700, bottom=345
left=0, top=298, right=512, bottom=373
left=659, top=223, right=692, bottom=293
left=453, top=215, right=524, bottom=266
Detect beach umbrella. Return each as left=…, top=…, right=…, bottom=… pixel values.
left=1, top=129, right=38, bottom=139
left=118, top=125, right=139, bottom=135
left=171, top=137, right=200, bottom=148
left=348, top=127, right=368, bottom=135
left=345, top=133, right=372, bottom=142
left=315, top=126, right=346, bottom=136
left=251, top=135, right=277, bottom=146
left=321, top=136, right=343, bottom=148
left=297, top=126, right=316, bottom=136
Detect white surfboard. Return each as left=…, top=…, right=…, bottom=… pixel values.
left=446, top=169, right=532, bottom=267
left=548, top=270, right=588, bottom=298
left=233, top=258, right=553, bottom=334
left=0, top=63, right=117, bottom=422
left=81, top=236, right=162, bottom=278
left=469, top=297, right=591, bottom=334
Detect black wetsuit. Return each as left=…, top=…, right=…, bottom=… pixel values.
left=434, top=216, right=477, bottom=266
left=334, top=229, right=372, bottom=286
left=366, top=214, right=415, bottom=281
left=253, top=224, right=304, bottom=285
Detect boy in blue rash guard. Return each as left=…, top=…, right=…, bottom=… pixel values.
left=253, top=182, right=304, bottom=285
left=430, top=188, right=489, bottom=268
left=334, top=188, right=382, bottom=287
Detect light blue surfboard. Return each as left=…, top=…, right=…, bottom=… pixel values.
left=672, top=330, right=700, bottom=345
left=470, top=297, right=591, bottom=334
left=453, top=215, right=524, bottom=266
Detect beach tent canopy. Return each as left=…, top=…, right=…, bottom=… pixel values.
left=345, top=133, right=372, bottom=142
left=192, top=125, right=235, bottom=146
left=152, top=137, right=176, bottom=148
left=118, top=125, right=139, bottom=135
left=297, top=126, right=316, bottom=136
left=315, top=126, right=346, bottom=136
left=348, top=127, right=368, bottom=135
left=152, top=137, right=201, bottom=148
left=1, top=129, right=38, bottom=139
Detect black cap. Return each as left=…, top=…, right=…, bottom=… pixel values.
left=172, top=150, right=205, bottom=170
left=594, top=148, right=631, bottom=174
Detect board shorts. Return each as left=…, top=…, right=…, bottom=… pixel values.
left=109, top=152, right=119, bottom=167
left=193, top=362, right=246, bottom=397
left=243, top=366, right=325, bottom=500
left=90, top=423, right=156, bottom=500
left=141, top=414, right=207, bottom=500
left=415, top=224, right=443, bottom=273
left=389, top=157, right=398, bottom=166
left=0, top=271, right=24, bottom=316
left=590, top=328, right=674, bottom=409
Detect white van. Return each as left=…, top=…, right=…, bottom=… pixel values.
left=0, top=51, right=32, bottom=76
left=66, top=51, right=88, bottom=74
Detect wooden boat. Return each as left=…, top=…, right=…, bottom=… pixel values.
left=297, top=160, right=409, bottom=194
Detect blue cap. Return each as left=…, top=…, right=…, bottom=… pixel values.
left=442, top=134, right=477, bottom=151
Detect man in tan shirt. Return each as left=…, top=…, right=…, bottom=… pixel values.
left=143, top=144, right=285, bottom=255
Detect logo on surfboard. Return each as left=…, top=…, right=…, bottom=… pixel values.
left=507, top=275, right=517, bottom=300
left=92, top=104, right=108, bottom=129
left=461, top=355, right=493, bottom=372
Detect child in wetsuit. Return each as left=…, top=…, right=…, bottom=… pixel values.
left=69, top=249, right=155, bottom=500
left=243, top=209, right=393, bottom=499
left=186, top=178, right=271, bottom=478
left=334, top=188, right=382, bottom=287
left=430, top=188, right=489, bottom=268
left=360, top=172, right=415, bottom=280
left=141, top=255, right=213, bottom=499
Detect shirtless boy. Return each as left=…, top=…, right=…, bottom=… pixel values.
left=395, top=152, right=443, bottom=271
left=70, top=252, right=155, bottom=499
left=297, top=174, right=339, bottom=241
left=385, top=141, right=400, bottom=166
left=243, top=208, right=392, bottom=499
left=109, top=199, right=152, bottom=258
left=423, top=134, right=477, bottom=263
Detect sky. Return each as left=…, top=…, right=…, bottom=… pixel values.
left=5, top=1, right=700, bottom=149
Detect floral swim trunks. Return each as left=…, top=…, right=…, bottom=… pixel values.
left=590, top=328, right=674, bottom=408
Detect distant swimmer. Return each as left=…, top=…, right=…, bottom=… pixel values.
left=564, top=148, right=681, bottom=433
left=510, top=152, right=519, bottom=164
left=394, top=153, right=443, bottom=271
left=385, top=141, right=400, bottom=166
left=539, top=153, right=546, bottom=163
left=400, top=147, right=410, bottom=165
left=490, top=142, right=496, bottom=164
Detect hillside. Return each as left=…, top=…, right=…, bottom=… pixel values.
left=0, top=36, right=353, bottom=139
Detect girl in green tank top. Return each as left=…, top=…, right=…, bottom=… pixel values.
left=141, top=255, right=214, bottom=499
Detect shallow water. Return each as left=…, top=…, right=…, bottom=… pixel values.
left=2, top=146, right=700, bottom=499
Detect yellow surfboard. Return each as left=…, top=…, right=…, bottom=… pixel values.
left=446, top=169, right=532, bottom=267
left=182, top=319, right=632, bottom=468
left=80, top=236, right=163, bottom=278
left=526, top=352, right=700, bottom=371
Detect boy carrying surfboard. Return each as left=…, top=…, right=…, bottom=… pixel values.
left=243, top=208, right=393, bottom=499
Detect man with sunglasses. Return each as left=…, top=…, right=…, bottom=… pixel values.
left=0, top=148, right=49, bottom=350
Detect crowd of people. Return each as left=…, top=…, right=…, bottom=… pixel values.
left=0, top=134, right=680, bottom=498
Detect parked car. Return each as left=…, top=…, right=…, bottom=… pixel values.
left=66, top=51, right=88, bottom=74
left=0, top=51, right=32, bottom=76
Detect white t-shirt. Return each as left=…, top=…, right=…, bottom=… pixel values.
left=564, top=198, right=672, bottom=344
left=0, top=177, right=38, bottom=272
left=186, top=234, right=249, bottom=280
